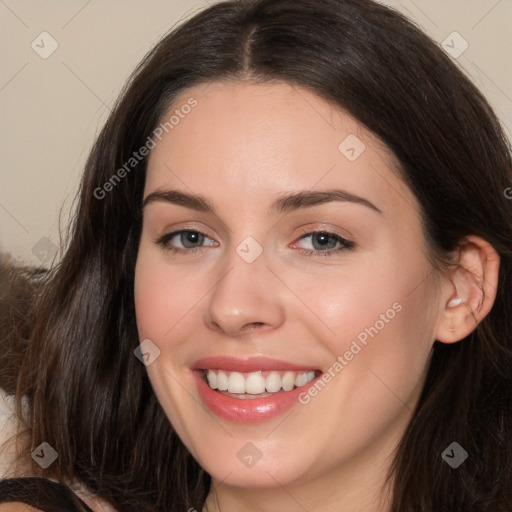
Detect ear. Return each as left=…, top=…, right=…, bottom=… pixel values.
left=435, top=235, right=500, bottom=344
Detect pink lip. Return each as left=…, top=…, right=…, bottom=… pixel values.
left=190, top=356, right=321, bottom=424
left=192, top=355, right=318, bottom=373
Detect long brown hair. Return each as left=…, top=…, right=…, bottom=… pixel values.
left=8, top=0, right=512, bottom=510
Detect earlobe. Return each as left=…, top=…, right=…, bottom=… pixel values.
left=435, top=235, right=500, bottom=344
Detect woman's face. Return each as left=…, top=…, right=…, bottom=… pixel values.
left=134, top=80, right=444, bottom=493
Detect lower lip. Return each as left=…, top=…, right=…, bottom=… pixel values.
left=192, top=370, right=321, bottom=423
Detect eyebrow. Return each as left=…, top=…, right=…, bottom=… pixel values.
left=142, top=188, right=383, bottom=215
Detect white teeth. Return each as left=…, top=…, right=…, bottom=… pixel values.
left=265, top=371, right=282, bottom=393
left=228, top=372, right=246, bottom=394
left=216, top=371, right=228, bottom=391
left=294, top=372, right=307, bottom=387
left=205, top=369, right=317, bottom=394
left=245, top=373, right=266, bottom=394
left=207, top=370, right=217, bottom=389
left=281, top=371, right=295, bottom=391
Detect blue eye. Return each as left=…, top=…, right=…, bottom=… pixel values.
left=157, top=230, right=216, bottom=253
left=156, top=229, right=354, bottom=256
left=294, top=231, right=354, bottom=257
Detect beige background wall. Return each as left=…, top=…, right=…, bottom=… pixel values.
left=1, top=0, right=511, bottom=264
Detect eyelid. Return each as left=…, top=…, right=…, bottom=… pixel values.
left=154, top=226, right=216, bottom=253
left=290, top=229, right=354, bottom=255
left=293, top=229, right=351, bottom=244
left=155, top=222, right=214, bottom=240
left=293, top=222, right=354, bottom=239
left=155, top=225, right=355, bottom=256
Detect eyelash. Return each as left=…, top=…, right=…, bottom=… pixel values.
left=155, top=229, right=355, bottom=257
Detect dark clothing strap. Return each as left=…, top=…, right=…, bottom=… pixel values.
left=0, top=477, right=95, bottom=511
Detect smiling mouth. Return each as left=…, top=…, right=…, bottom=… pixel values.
left=200, top=369, right=321, bottom=399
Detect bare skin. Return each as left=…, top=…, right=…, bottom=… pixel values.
left=0, top=505, right=42, bottom=512
left=134, top=80, right=499, bottom=512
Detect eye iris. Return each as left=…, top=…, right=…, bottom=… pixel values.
left=181, top=231, right=204, bottom=248
left=312, top=232, right=337, bottom=250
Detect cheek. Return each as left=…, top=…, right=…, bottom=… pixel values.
left=282, top=257, right=415, bottom=352
left=134, top=255, right=167, bottom=340
left=292, top=252, right=436, bottom=403
left=289, top=275, right=435, bottom=466
left=133, top=250, right=199, bottom=434
left=134, top=249, right=201, bottom=341
left=316, top=248, right=434, bottom=347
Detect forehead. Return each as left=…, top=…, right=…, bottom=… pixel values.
left=144, top=80, right=418, bottom=221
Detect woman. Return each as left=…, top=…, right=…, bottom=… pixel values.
left=1, top=0, right=511, bottom=510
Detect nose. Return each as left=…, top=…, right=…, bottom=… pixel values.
left=204, top=247, right=286, bottom=337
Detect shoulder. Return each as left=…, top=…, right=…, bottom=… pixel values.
left=0, top=476, right=116, bottom=512
left=0, top=503, right=44, bottom=511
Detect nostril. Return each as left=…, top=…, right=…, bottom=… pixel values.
left=247, top=322, right=265, bottom=330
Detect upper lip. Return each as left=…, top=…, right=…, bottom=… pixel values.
left=192, top=356, right=319, bottom=373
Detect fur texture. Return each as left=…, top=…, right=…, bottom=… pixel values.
left=0, top=253, right=45, bottom=394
